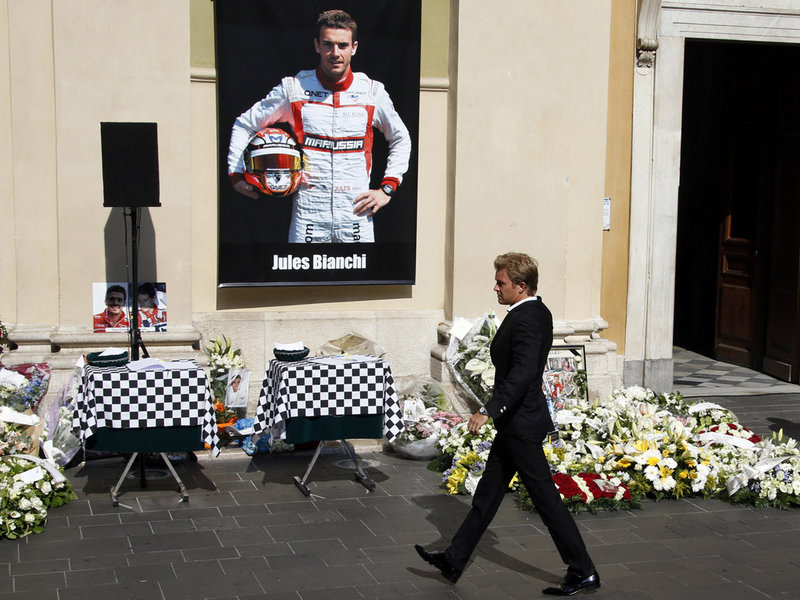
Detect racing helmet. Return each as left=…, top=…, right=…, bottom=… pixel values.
left=243, top=127, right=303, bottom=197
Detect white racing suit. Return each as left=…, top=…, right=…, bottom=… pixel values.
left=228, top=68, right=412, bottom=243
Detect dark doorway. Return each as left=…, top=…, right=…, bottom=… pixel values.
left=674, top=39, right=800, bottom=383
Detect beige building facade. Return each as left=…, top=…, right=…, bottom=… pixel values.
left=3, top=1, right=797, bottom=410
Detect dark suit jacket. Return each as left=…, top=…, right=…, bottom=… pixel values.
left=485, top=297, right=554, bottom=437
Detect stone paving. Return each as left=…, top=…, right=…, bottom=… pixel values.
left=1, top=390, right=799, bottom=599
left=673, top=347, right=800, bottom=397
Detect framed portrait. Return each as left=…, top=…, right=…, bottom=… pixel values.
left=542, top=345, right=586, bottom=412
left=225, top=369, right=251, bottom=408
left=92, top=282, right=167, bottom=333
left=215, top=0, right=421, bottom=286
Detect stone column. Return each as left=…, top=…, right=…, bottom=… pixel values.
left=624, top=31, right=685, bottom=392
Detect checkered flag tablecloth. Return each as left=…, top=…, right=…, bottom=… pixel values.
left=254, top=357, right=404, bottom=442
left=73, top=360, right=220, bottom=456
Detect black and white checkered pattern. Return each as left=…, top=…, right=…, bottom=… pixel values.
left=73, top=360, right=220, bottom=456
left=254, top=358, right=404, bottom=441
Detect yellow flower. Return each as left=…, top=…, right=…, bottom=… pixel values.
left=446, top=468, right=467, bottom=495
left=633, top=440, right=649, bottom=453
left=508, top=473, right=519, bottom=489
left=464, top=451, right=479, bottom=462
left=617, top=457, right=632, bottom=468
left=688, top=470, right=698, bottom=480
left=597, top=455, right=605, bottom=463
left=686, top=459, right=696, bottom=467
left=658, top=465, right=674, bottom=479
left=647, top=456, right=659, bottom=466
left=678, top=470, right=688, bottom=479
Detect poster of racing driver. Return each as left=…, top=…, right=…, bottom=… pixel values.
left=215, top=1, right=420, bottom=286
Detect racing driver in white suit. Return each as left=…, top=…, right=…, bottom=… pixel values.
left=227, top=9, right=412, bottom=243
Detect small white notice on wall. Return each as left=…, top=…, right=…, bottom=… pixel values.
left=602, top=197, right=611, bottom=231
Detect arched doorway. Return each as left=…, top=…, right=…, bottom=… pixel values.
left=674, top=40, right=800, bottom=383
left=626, top=2, right=800, bottom=391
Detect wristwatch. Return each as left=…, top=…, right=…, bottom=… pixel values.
left=478, top=406, right=488, bottom=416
left=381, top=183, right=395, bottom=196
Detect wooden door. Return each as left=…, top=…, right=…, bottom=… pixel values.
left=714, top=126, right=767, bottom=368
left=761, top=135, right=800, bottom=383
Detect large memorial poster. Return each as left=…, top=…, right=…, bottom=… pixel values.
left=215, top=0, right=421, bottom=286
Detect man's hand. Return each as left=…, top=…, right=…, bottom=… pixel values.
left=233, top=179, right=259, bottom=199
left=353, top=189, right=390, bottom=216
left=468, top=412, right=490, bottom=435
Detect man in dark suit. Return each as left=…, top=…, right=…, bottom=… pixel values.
left=416, top=252, right=600, bottom=596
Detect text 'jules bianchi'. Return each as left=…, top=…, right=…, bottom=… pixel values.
left=272, top=254, right=368, bottom=271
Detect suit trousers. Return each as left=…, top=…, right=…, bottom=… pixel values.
left=445, top=432, right=595, bottom=576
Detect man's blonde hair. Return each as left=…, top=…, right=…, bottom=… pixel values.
left=494, top=252, right=538, bottom=295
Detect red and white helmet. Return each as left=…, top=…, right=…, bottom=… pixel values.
left=243, top=127, right=303, bottom=197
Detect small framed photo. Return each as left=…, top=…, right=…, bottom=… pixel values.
left=92, top=281, right=167, bottom=332
left=225, top=369, right=250, bottom=408
left=543, top=345, right=586, bottom=412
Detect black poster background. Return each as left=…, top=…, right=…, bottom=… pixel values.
left=215, top=0, right=421, bottom=286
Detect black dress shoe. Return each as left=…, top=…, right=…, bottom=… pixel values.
left=542, top=571, right=600, bottom=596
left=414, top=544, right=462, bottom=583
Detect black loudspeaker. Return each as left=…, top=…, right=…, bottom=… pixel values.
left=101, top=122, right=161, bottom=207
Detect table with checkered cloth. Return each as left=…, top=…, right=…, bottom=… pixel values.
left=73, top=360, right=221, bottom=456
left=254, top=357, right=404, bottom=442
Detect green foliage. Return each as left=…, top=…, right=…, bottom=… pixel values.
left=573, top=369, right=588, bottom=400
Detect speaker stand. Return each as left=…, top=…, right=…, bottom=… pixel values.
left=127, top=207, right=149, bottom=361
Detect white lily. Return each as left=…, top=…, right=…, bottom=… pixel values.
left=464, top=358, right=488, bottom=375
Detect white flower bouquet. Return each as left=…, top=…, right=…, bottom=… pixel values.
left=204, top=334, right=246, bottom=419
left=41, top=372, right=82, bottom=467
left=445, top=312, right=499, bottom=406
left=0, top=455, right=76, bottom=539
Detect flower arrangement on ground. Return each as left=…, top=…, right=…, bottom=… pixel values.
left=0, top=357, right=77, bottom=538
left=393, top=380, right=463, bottom=460
left=434, top=384, right=800, bottom=511
left=0, top=456, right=77, bottom=539
left=399, top=409, right=464, bottom=443
left=437, top=420, right=504, bottom=495
left=0, top=363, right=52, bottom=461
left=728, top=430, right=800, bottom=509
left=547, top=387, right=730, bottom=501
left=0, top=363, right=51, bottom=414
left=518, top=472, right=640, bottom=514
